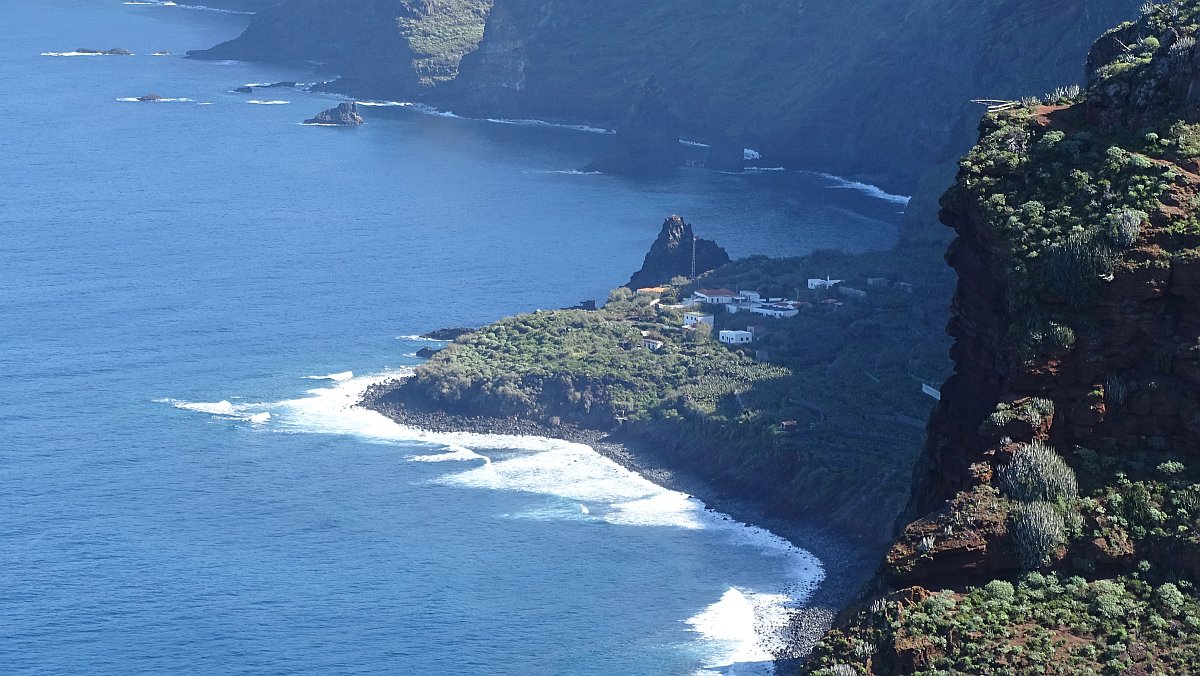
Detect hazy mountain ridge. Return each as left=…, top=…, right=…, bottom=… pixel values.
left=189, top=0, right=1141, bottom=191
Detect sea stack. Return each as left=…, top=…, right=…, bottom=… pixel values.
left=136, top=93, right=162, bottom=102
left=626, top=215, right=730, bottom=289
left=303, top=102, right=364, bottom=126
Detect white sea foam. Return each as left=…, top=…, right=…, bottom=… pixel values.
left=807, top=171, right=912, bottom=205
left=687, top=587, right=790, bottom=675
left=356, top=100, right=412, bottom=108
left=247, top=100, right=289, bottom=105
left=680, top=139, right=711, bottom=148
left=743, top=148, right=762, bottom=161
left=410, top=445, right=491, bottom=463
left=304, top=371, right=354, bottom=382
left=168, top=370, right=824, bottom=674
left=248, top=412, right=271, bottom=424
left=485, top=117, right=614, bottom=135
left=395, top=334, right=449, bottom=342
left=42, top=51, right=125, bottom=57
left=408, top=103, right=461, bottom=119
left=124, top=0, right=253, bottom=14
left=528, top=170, right=603, bottom=176
left=745, top=167, right=786, bottom=172
left=116, top=97, right=193, bottom=102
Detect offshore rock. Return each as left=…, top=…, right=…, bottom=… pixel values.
left=626, top=215, right=730, bottom=289
left=303, top=102, right=363, bottom=126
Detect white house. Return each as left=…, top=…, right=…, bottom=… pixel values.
left=641, top=337, right=665, bottom=351
left=750, top=302, right=800, bottom=319
left=719, top=330, right=754, bottom=345
left=737, top=290, right=762, bottom=303
left=808, top=276, right=843, bottom=290
left=694, top=288, right=737, bottom=304
left=683, top=311, right=715, bottom=327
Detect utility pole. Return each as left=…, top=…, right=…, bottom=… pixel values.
left=691, top=235, right=697, bottom=280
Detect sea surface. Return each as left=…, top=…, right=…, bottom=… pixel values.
left=0, top=2, right=904, bottom=674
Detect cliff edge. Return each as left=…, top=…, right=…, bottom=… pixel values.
left=805, top=3, right=1200, bottom=673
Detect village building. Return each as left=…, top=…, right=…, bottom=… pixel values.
left=694, top=288, right=737, bottom=304
left=750, top=301, right=801, bottom=318
left=641, top=337, right=665, bottom=351
left=838, top=286, right=867, bottom=300
left=807, top=276, right=843, bottom=290
left=683, top=311, right=715, bottom=327
left=867, top=277, right=890, bottom=287
left=636, top=286, right=669, bottom=296
left=718, top=330, right=753, bottom=345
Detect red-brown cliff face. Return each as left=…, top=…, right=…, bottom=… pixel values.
left=804, top=5, right=1200, bottom=673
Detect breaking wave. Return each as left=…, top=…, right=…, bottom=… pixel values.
left=807, top=171, right=912, bottom=205
left=165, top=370, right=824, bottom=674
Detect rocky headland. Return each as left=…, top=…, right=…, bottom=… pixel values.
left=626, top=215, right=729, bottom=289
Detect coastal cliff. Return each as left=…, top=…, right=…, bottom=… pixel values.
left=188, top=0, right=492, bottom=97
left=805, top=4, right=1200, bottom=672
left=189, top=0, right=1141, bottom=189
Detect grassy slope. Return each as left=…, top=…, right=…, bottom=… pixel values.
left=399, top=241, right=954, bottom=544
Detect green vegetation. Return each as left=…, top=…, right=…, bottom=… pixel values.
left=810, top=570, right=1200, bottom=674
left=396, top=0, right=492, bottom=86
left=404, top=243, right=953, bottom=539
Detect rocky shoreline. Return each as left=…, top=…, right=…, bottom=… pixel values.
left=359, top=376, right=877, bottom=662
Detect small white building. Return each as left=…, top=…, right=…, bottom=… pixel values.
left=683, top=311, right=715, bottom=327
left=642, top=337, right=665, bottom=351
left=808, top=276, right=843, bottom=290
left=750, top=302, right=800, bottom=319
left=694, top=288, right=737, bottom=304
left=737, top=290, right=762, bottom=303
left=719, top=330, right=753, bottom=345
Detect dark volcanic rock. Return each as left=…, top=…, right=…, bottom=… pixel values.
left=136, top=93, right=162, bottom=102
left=420, top=327, right=474, bottom=341
left=261, top=81, right=297, bottom=89
left=626, top=215, right=730, bottom=289
left=234, top=86, right=254, bottom=94
left=415, top=347, right=443, bottom=358
left=78, top=48, right=132, bottom=55
left=303, top=102, right=364, bottom=126
left=585, top=77, right=681, bottom=175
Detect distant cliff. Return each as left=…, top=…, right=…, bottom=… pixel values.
left=189, top=0, right=493, bottom=97
left=805, top=3, right=1200, bottom=672
left=189, top=0, right=1140, bottom=189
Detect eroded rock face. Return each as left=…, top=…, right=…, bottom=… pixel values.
left=626, top=215, right=730, bottom=289
left=585, top=78, right=682, bottom=175
left=304, top=102, right=364, bottom=126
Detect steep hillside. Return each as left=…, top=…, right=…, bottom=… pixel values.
left=187, top=0, right=1139, bottom=189
left=189, top=0, right=492, bottom=96
left=805, top=3, right=1200, bottom=673
left=453, top=0, right=1140, bottom=187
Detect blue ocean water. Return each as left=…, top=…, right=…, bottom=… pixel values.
left=0, top=2, right=903, bottom=674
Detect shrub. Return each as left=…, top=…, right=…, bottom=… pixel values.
left=1108, top=208, right=1146, bottom=247
left=1012, top=501, right=1067, bottom=569
left=1000, top=441, right=1079, bottom=503
left=984, top=579, right=1016, bottom=602
left=1155, top=583, right=1186, bottom=615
